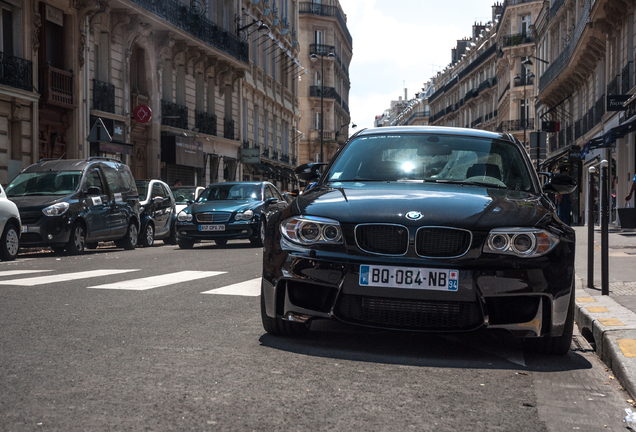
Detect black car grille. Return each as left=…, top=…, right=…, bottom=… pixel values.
left=355, top=224, right=409, bottom=255
left=20, top=211, right=42, bottom=225
left=20, top=233, right=42, bottom=243
left=336, top=294, right=483, bottom=330
left=416, top=227, right=472, bottom=258
left=196, top=212, right=232, bottom=223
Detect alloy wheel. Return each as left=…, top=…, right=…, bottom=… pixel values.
left=5, top=227, right=19, bottom=257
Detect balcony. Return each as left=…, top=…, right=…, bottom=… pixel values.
left=513, top=75, right=534, bottom=87
left=0, top=52, right=33, bottom=92
left=300, top=2, right=352, bottom=46
left=607, top=75, right=619, bottom=96
left=128, top=0, right=248, bottom=63
left=310, top=85, right=337, bottom=99
left=195, top=110, right=217, bottom=136
left=309, top=44, right=349, bottom=79
left=496, top=118, right=534, bottom=132
left=93, top=79, right=115, bottom=113
left=594, top=95, right=605, bottom=125
left=280, top=153, right=290, bottom=163
left=503, top=33, right=534, bottom=47
left=272, top=151, right=279, bottom=161
left=39, top=64, right=75, bottom=109
left=161, top=99, right=188, bottom=129
left=224, top=118, right=234, bottom=140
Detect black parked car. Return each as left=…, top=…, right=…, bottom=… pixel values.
left=175, top=182, right=288, bottom=249
left=5, top=158, right=140, bottom=254
left=135, top=180, right=176, bottom=247
left=261, top=126, right=577, bottom=355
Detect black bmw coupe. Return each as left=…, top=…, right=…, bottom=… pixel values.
left=261, top=126, right=577, bottom=355
left=175, top=181, right=288, bottom=248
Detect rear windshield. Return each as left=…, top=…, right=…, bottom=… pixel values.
left=326, top=133, right=534, bottom=191
left=135, top=181, right=149, bottom=200
left=6, top=171, right=82, bottom=197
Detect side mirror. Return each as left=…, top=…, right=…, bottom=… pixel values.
left=153, top=196, right=163, bottom=204
left=186, top=199, right=194, bottom=205
left=87, top=186, right=101, bottom=196
left=265, top=197, right=278, bottom=205
left=540, top=172, right=577, bottom=194
left=295, top=163, right=327, bottom=181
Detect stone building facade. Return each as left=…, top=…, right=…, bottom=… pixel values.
left=297, top=0, right=352, bottom=165
left=0, top=0, right=303, bottom=192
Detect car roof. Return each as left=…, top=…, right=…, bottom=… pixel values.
left=355, top=126, right=516, bottom=143
left=22, top=158, right=125, bottom=173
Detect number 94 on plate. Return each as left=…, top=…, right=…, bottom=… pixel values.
left=359, top=265, right=459, bottom=291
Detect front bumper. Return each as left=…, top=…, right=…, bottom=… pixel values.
left=263, top=244, right=574, bottom=338
left=176, top=221, right=258, bottom=241
left=19, top=213, right=73, bottom=247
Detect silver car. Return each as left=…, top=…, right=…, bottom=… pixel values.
left=0, top=184, right=21, bottom=260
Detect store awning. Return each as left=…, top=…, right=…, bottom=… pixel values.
left=580, top=116, right=636, bottom=158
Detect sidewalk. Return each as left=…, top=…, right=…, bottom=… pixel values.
left=573, top=225, right=636, bottom=399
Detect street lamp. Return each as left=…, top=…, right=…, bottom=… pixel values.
left=514, top=59, right=536, bottom=169
left=310, top=49, right=335, bottom=163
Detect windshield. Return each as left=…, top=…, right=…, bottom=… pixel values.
left=326, top=133, right=533, bottom=191
left=171, top=187, right=198, bottom=204
left=6, top=171, right=82, bottom=197
left=135, top=181, right=149, bottom=200
left=199, top=184, right=262, bottom=202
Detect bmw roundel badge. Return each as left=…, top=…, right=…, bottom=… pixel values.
left=405, top=211, right=422, bottom=220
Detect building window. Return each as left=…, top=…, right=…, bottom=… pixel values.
left=163, top=59, right=173, bottom=102
left=94, top=32, right=109, bottom=82
left=176, top=64, right=186, bottom=105
left=207, top=80, right=216, bottom=114
left=254, top=105, right=259, bottom=146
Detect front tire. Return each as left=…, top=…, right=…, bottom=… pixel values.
left=163, top=223, right=178, bottom=245
left=119, top=222, right=138, bottom=250
left=249, top=219, right=265, bottom=247
left=0, top=223, right=20, bottom=261
left=139, top=223, right=155, bottom=247
left=65, top=221, right=86, bottom=255
left=260, top=281, right=310, bottom=336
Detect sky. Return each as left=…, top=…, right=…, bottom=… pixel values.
left=338, top=0, right=499, bottom=132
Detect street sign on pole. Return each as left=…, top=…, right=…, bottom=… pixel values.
left=87, top=118, right=113, bottom=143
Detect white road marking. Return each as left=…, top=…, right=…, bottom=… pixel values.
left=201, top=277, right=261, bottom=296
left=0, top=270, right=52, bottom=277
left=0, top=269, right=138, bottom=286
left=89, top=271, right=225, bottom=290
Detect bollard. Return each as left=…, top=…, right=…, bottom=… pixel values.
left=588, top=166, right=596, bottom=289
left=601, top=160, right=609, bottom=296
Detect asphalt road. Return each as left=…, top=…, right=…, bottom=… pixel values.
left=0, top=241, right=634, bottom=431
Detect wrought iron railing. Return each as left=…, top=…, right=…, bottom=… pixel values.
left=195, top=110, right=217, bottom=136
left=280, top=153, right=290, bottom=163
left=262, top=147, right=269, bottom=157
left=549, top=0, right=565, bottom=19
left=39, top=64, right=75, bottom=108
left=575, top=119, right=582, bottom=139
left=0, top=52, right=33, bottom=92
left=93, top=79, right=115, bottom=113
left=458, top=44, right=497, bottom=80
left=594, top=95, right=605, bottom=125
left=503, top=33, right=534, bottom=47
left=566, top=124, right=573, bottom=145
left=299, top=2, right=352, bottom=46
left=129, top=0, right=248, bottom=63
left=513, top=75, right=534, bottom=87
left=272, top=151, right=279, bottom=160
left=161, top=99, right=188, bottom=129
left=622, top=62, right=633, bottom=94
left=309, top=85, right=338, bottom=99
left=607, top=75, right=619, bottom=96
left=539, top=0, right=590, bottom=92
left=496, top=118, right=534, bottom=132
left=224, top=118, right=234, bottom=140
left=471, top=116, right=483, bottom=127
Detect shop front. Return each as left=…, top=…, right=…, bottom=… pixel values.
left=540, top=144, right=582, bottom=225
left=161, top=134, right=204, bottom=186
left=88, top=116, right=133, bottom=163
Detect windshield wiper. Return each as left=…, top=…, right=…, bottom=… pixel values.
left=436, top=180, right=506, bottom=189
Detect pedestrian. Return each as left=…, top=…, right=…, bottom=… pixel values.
left=173, top=179, right=182, bottom=187
left=625, top=174, right=636, bottom=204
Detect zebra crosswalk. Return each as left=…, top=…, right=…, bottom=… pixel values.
left=0, top=269, right=261, bottom=296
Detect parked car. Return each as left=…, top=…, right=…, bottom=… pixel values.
left=135, top=180, right=176, bottom=247
left=0, top=183, right=21, bottom=261
left=5, top=157, right=140, bottom=254
left=260, top=126, right=578, bottom=355
left=171, top=186, right=205, bottom=213
left=175, top=181, right=288, bottom=249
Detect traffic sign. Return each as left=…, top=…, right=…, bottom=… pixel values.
left=87, top=118, right=112, bottom=143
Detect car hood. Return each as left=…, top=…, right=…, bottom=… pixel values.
left=8, top=195, right=70, bottom=211
left=295, top=183, right=553, bottom=230
left=190, top=200, right=261, bottom=213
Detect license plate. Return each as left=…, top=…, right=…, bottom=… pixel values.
left=359, top=265, right=458, bottom=291
left=21, top=226, right=27, bottom=233
left=199, top=225, right=225, bottom=232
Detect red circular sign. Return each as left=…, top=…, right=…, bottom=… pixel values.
left=133, top=104, right=152, bottom=123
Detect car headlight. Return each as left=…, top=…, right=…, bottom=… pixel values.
left=236, top=209, right=254, bottom=221
left=483, top=228, right=559, bottom=257
left=177, top=211, right=193, bottom=222
left=281, top=215, right=343, bottom=245
left=42, top=202, right=69, bottom=217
